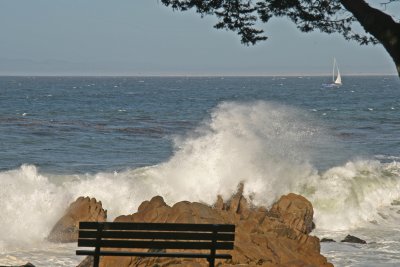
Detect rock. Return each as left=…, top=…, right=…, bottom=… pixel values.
left=48, top=196, right=107, bottom=242
left=320, top=238, right=336, bottom=242
left=341, top=235, right=367, bottom=244
left=90, top=191, right=332, bottom=267
left=225, top=183, right=251, bottom=218
left=269, top=193, right=315, bottom=234
left=391, top=200, right=400, bottom=205
left=214, top=195, right=225, bottom=210
left=76, top=256, right=93, bottom=267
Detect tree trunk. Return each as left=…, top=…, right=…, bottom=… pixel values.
left=340, top=0, right=400, bottom=76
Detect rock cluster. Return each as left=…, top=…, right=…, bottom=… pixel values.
left=320, top=235, right=367, bottom=244
left=50, top=188, right=333, bottom=266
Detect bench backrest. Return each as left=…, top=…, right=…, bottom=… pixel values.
left=77, top=221, right=235, bottom=267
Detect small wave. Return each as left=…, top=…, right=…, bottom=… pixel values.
left=375, top=155, right=400, bottom=161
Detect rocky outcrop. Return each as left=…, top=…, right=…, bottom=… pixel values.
left=269, top=193, right=315, bottom=234
left=320, top=238, right=336, bottom=243
left=51, top=189, right=333, bottom=266
left=47, top=196, right=107, bottom=242
left=341, top=235, right=367, bottom=244
left=94, top=189, right=332, bottom=267
left=18, top=263, right=35, bottom=267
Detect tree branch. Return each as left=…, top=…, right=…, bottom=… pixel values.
left=340, top=0, right=400, bottom=74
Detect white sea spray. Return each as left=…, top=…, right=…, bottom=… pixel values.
left=0, top=165, right=69, bottom=250
left=0, top=101, right=400, bottom=266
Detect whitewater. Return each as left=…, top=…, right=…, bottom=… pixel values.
left=0, top=76, right=399, bottom=266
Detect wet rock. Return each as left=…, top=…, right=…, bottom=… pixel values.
left=92, top=190, right=332, bottom=267
left=48, top=196, right=107, bottom=242
left=320, top=238, right=336, bottom=242
left=391, top=200, right=400, bottom=205
left=269, top=193, right=315, bottom=234
left=341, top=235, right=367, bottom=244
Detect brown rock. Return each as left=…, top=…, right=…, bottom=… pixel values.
left=269, top=193, right=315, bottom=234
left=48, top=196, right=107, bottom=242
left=93, top=190, right=332, bottom=267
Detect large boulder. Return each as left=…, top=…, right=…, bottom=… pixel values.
left=269, top=193, right=315, bottom=234
left=95, top=190, right=332, bottom=267
left=47, top=196, right=107, bottom=242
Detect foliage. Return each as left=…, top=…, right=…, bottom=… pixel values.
left=160, top=0, right=398, bottom=46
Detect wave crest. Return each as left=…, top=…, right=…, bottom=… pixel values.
left=1, top=101, right=399, bottom=249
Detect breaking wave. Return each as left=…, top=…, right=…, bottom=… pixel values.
left=1, top=101, right=399, bottom=251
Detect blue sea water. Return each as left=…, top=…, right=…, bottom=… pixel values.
left=0, top=76, right=398, bottom=173
left=0, top=76, right=399, bottom=266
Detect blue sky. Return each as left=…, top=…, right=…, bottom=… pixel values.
left=0, top=0, right=397, bottom=75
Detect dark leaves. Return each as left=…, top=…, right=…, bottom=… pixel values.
left=160, top=0, right=381, bottom=45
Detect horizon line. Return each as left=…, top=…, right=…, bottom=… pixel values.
left=0, top=73, right=397, bottom=78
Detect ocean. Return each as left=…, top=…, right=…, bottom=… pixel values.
left=0, top=76, right=399, bottom=266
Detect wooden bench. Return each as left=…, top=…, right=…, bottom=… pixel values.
left=76, top=221, right=235, bottom=267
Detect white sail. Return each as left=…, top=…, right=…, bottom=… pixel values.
left=334, top=68, right=342, bottom=85
left=332, top=58, right=342, bottom=85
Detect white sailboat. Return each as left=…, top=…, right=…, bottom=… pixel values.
left=332, top=57, right=342, bottom=86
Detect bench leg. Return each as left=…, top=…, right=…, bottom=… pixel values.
left=93, top=255, right=100, bottom=267
left=207, top=257, right=215, bottom=267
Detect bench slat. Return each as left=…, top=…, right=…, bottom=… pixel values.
left=78, top=230, right=235, bottom=241
left=76, top=250, right=232, bottom=259
left=79, top=222, right=235, bottom=232
left=78, top=239, right=234, bottom=250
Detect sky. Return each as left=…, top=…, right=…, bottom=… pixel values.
left=0, top=0, right=398, bottom=76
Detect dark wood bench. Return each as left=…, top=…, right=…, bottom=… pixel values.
left=76, top=221, right=235, bottom=267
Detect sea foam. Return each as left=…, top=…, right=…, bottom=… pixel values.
left=1, top=101, right=399, bottom=251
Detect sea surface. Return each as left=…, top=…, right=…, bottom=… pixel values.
left=0, top=76, right=399, bottom=266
